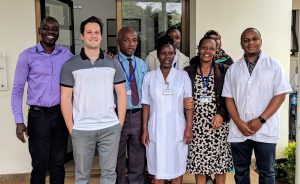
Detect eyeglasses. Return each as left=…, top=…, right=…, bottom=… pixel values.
left=159, top=51, right=175, bottom=56
left=241, top=37, right=260, bottom=43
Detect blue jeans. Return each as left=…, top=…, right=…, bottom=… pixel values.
left=231, top=140, right=276, bottom=184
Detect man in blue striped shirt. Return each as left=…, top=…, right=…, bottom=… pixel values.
left=116, top=27, right=148, bottom=184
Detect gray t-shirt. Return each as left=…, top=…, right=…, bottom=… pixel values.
left=60, top=49, right=125, bottom=131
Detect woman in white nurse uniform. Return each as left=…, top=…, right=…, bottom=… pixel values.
left=141, top=35, right=193, bottom=184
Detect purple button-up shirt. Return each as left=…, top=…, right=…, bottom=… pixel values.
left=11, top=43, right=73, bottom=124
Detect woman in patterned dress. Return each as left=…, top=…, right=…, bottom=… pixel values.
left=184, top=36, right=233, bottom=184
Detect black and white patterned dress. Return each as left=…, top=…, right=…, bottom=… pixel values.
left=187, top=72, right=233, bottom=174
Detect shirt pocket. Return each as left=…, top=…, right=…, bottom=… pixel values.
left=257, top=69, right=274, bottom=89
left=175, top=118, right=185, bottom=142
left=148, top=117, right=156, bottom=143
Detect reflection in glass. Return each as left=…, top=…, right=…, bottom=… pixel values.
left=45, top=0, right=73, bottom=51
left=122, top=0, right=182, bottom=59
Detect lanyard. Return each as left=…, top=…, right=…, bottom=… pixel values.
left=199, top=64, right=213, bottom=92
left=118, top=55, right=137, bottom=82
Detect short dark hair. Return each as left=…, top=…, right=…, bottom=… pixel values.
left=204, top=30, right=220, bottom=38
left=40, top=16, right=59, bottom=28
left=156, top=35, right=175, bottom=54
left=241, top=27, right=261, bottom=41
left=198, top=36, right=217, bottom=48
left=165, top=27, right=181, bottom=36
left=117, top=27, right=137, bottom=41
left=80, top=16, right=103, bottom=35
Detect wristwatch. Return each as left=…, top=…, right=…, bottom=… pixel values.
left=258, top=116, right=266, bottom=124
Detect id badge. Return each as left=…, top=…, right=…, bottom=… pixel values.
left=163, top=89, right=173, bottom=95
left=199, top=96, right=212, bottom=103
left=127, top=90, right=132, bottom=96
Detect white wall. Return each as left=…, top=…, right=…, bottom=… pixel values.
left=190, top=0, right=292, bottom=158
left=0, top=0, right=36, bottom=174
left=189, top=0, right=197, bottom=56
left=73, top=0, right=116, bottom=54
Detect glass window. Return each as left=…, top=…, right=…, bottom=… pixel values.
left=45, top=0, right=74, bottom=53
left=122, top=0, right=182, bottom=59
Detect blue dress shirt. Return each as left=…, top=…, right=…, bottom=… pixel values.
left=118, top=52, right=148, bottom=109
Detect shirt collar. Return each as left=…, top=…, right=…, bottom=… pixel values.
left=80, top=48, right=104, bottom=60
left=157, top=66, right=176, bottom=83
left=36, top=42, right=61, bottom=54
left=244, top=51, right=261, bottom=64
left=118, top=52, right=134, bottom=62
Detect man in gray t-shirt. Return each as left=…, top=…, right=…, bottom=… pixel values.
left=60, top=16, right=127, bottom=184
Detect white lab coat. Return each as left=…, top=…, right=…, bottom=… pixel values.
left=222, top=51, right=292, bottom=143
left=141, top=67, right=192, bottom=179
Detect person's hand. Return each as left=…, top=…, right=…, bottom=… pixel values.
left=212, top=114, right=223, bottom=130
left=104, top=50, right=116, bottom=59
left=184, top=97, right=194, bottom=110
left=16, top=123, right=28, bottom=143
left=247, top=118, right=263, bottom=133
left=183, top=126, right=193, bottom=144
left=141, top=129, right=149, bottom=146
left=236, top=121, right=254, bottom=136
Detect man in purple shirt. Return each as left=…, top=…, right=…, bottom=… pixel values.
left=11, top=16, right=73, bottom=184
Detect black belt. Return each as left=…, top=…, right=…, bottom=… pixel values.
left=30, top=105, right=61, bottom=112
left=126, top=108, right=141, bottom=114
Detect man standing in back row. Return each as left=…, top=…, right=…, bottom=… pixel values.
left=11, top=16, right=72, bottom=184
left=116, top=27, right=148, bottom=184
left=60, top=16, right=127, bottom=184
left=222, top=27, right=292, bottom=184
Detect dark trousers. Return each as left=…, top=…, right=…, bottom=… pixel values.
left=231, top=140, right=276, bottom=184
left=116, top=109, right=145, bottom=184
left=27, top=106, right=68, bottom=184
